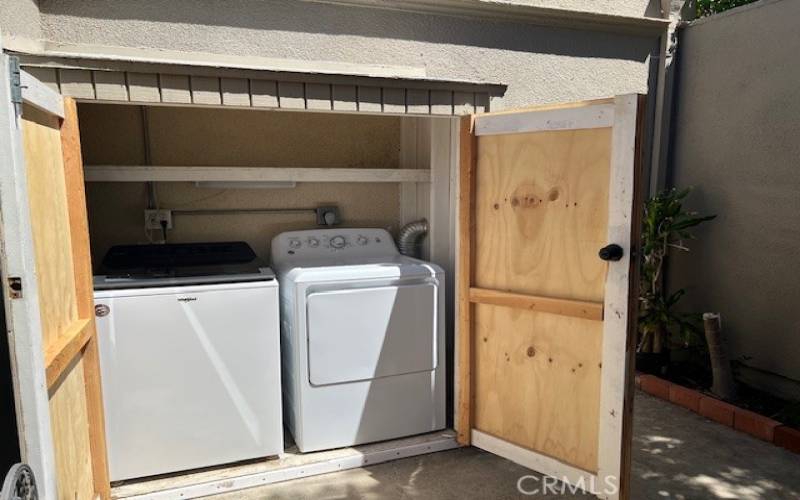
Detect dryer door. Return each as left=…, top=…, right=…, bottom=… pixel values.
left=306, top=283, right=437, bottom=386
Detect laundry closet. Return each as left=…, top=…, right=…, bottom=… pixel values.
left=2, top=60, right=643, bottom=500
left=81, top=102, right=455, bottom=494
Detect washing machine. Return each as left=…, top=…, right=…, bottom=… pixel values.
left=94, top=242, right=283, bottom=480
left=271, top=228, right=445, bottom=452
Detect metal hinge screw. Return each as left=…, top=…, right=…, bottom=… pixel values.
left=7, top=277, right=23, bottom=299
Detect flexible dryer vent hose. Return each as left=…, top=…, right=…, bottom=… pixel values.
left=396, top=219, right=429, bottom=258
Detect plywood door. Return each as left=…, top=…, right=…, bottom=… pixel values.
left=457, top=96, right=643, bottom=499
left=7, top=85, right=109, bottom=497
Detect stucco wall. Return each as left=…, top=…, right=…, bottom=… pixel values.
left=79, top=103, right=404, bottom=267
left=0, top=0, right=41, bottom=41
left=667, top=0, right=800, bottom=395
left=34, top=0, right=656, bottom=110
left=451, top=0, right=657, bottom=17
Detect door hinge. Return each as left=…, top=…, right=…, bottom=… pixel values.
left=7, top=277, right=23, bottom=299
left=8, top=56, right=22, bottom=105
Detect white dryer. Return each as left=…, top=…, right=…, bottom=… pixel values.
left=271, top=228, right=445, bottom=452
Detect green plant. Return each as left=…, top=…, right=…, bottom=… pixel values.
left=696, top=0, right=758, bottom=17
left=638, top=188, right=715, bottom=355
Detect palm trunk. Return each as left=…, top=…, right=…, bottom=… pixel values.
left=703, top=313, right=737, bottom=401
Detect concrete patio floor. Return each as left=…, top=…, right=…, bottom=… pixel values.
left=210, top=391, right=800, bottom=499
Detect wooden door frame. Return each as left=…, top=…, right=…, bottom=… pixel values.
left=454, top=95, right=644, bottom=499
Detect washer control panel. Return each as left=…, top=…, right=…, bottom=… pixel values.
left=271, top=228, right=399, bottom=265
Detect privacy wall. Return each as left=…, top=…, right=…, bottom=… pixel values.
left=667, top=0, right=800, bottom=398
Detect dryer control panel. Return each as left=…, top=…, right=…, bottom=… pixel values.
left=271, top=228, right=399, bottom=265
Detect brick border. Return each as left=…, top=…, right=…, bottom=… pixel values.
left=636, top=373, right=798, bottom=455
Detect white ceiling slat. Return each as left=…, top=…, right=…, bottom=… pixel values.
left=159, top=74, right=192, bottom=104
left=190, top=76, right=222, bottom=106
left=127, top=72, right=160, bottom=102
left=250, top=79, right=279, bottom=108
left=93, top=71, right=128, bottom=101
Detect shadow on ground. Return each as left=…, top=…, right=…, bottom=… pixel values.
left=211, top=392, right=800, bottom=499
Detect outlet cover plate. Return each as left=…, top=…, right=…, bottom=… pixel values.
left=144, top=209, right=173, bottom=230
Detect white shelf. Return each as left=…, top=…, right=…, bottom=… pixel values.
left=83, top=165, right=432, bottom=183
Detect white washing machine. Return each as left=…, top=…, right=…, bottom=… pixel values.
left=271, top=228, right=446, bottom=452
left=94, top=242, right=283, bottom=481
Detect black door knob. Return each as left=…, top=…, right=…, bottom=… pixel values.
left=598, top=244, right=624, bottom=261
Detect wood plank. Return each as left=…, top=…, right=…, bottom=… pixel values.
left=431, top=90, right=454, bottom=116
left=332, top=84, right=357, bottom=111
left=112, top=431, right=458, bottom=500
left=44, top=318, right=91, bottom=388
left=61, top=97, right=110, bottom=499
left=472, top=303, right=603, bottom=473
left=22, top=66, right=60, bottom=92
left=159, top=74, right=192, bottom=104
left=618, top=95, right=646, bottom=500
left=58, top=69, right=95, bottom=100
left=82, top=335, right=109, bottom=499
left=83, top=165, right=432, bottom=183
left=49, top=356, right=95, bottom=500
left=474, top=104, right=614, bottom=135
left=473, top=127, right=612, bottom=303
left=406, top=89, right=430, bottom=115
left=479, top=97, right=615, bottom=118
left=305, top=83, right=332, bottom=110
left=357, top=86, right=382, bottom=112
left=220, top=78, right=251, bottom=107
left=20, top=70, right=65, bottom=118
left=127, top=73, right=161, bottom=103
left=190, top=76, right=222, bottom=105
left=92, top=71, right=128, bottom=102
left=278, top=81, right=305, bottom=109
left=383, top=88, right=405, bottom=114
left=21, top=105, right=79, bottom=349
left=599, top=94, right=645, bottom=500
left=469, top=288, right=603, bottom=321
left=471, top=430, right=598, bottom=494
left=456, top=115, right=476, bottom=445
left=249, top=79, right=278, bottom=108
left=61, top=98, right=93, bottom=319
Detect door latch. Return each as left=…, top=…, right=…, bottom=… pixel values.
left=7, top=277, right=23, bottom=299
left=598, top=244, right=624, bottom=262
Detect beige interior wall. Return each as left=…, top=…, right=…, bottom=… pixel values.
left=79, top=104, right=403, bottom=268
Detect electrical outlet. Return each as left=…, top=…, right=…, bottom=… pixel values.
left=315, top=206, right=340, bottom=226
left=144, top=209, right=173, bottom=230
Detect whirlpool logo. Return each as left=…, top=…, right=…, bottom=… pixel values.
left=177, top=296, right=198, bottom=302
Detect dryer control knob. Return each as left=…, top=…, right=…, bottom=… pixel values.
left=357, top=236, right=368, bottom=246
left=307, top=237, right=320, bottom=248
left=329, top=235, right=346, bottom=249
left=289, top=239, right=302, bottom=249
